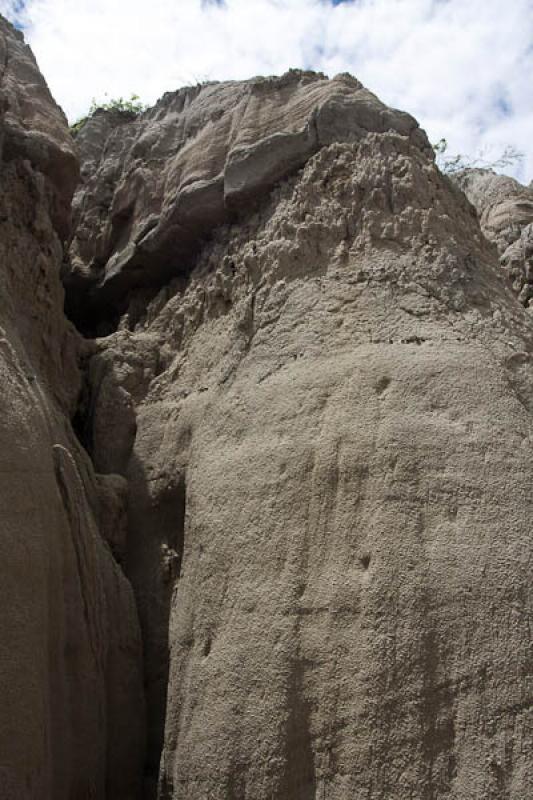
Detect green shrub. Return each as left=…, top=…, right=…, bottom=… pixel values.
left=432, top=137, right=523, bottom=175
left=70, top=93, right=147, bottom=135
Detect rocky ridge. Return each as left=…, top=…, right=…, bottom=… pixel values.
left=2, top=12, right=533, bottom=800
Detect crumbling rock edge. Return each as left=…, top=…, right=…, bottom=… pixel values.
left=66, top=68, right=431, bottom=333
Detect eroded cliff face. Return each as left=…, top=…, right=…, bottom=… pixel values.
left=0, top=17, right=144, bottom=799
left=2, top=14, right=533, bottom=800
left=67, top=70, right=430, bottom=333
left=67, top=72, right=533, bottom=799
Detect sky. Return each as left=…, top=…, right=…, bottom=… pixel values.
left=1, top=0, right=532, bottom=183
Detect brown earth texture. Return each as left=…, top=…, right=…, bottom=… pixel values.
left=0, top=13, right=532, bottom=800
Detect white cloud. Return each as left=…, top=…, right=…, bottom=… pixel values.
left=1, top=0, right=532, bottom=182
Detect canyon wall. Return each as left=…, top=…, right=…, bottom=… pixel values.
left=2, top=13, right=533, bottom=800
left=0, top=17, right=145, bottom=799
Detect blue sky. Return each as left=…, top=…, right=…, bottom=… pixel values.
left=4, top=0, right=25, bottom=27
left=1, top=0, right=532, bottom=182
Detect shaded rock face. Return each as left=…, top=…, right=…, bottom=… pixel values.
left=3, top=13, right=533, bottom=800
left=454, top=168, right=533, bottom=308
left=0, top=16, right=144, bottom=799
left=0, top=18, right=78, bottom=238
left=67, top=70, right=430, bottom=331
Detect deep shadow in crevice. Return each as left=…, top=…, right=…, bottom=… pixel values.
left=420, top=626, right=456, bottom=798
left=280, top=659, right=317, bottom=799
left=124, top=457, right=187, bottom=800
left=71, top=358, right=93, bottom=454
left=62, top=223, right=223, bottom=338
left=62, top=167, right=301, bottom=339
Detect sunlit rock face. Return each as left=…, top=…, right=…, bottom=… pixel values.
left=0, top=15, right=144, bottom=800
left=2, top=11, right=533, bottom=800
left=72, top=69, right=533, bottom=800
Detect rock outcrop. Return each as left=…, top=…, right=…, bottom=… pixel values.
left=0, top=16, right=144, bottom=799
left=67, top=71, right=430, bottom=331
left=455, top=168, right=533, bottom=307
left=69, top=72, right=533, bottom=799
left=2, top=13, right=533, bottom=800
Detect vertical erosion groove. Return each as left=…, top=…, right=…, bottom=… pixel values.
left=136, top=474, right=186, bottom=799
left=281, top=660, right=317, bottom=799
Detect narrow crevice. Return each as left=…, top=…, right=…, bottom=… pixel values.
left=68, top=349, right=185, bottom=798
left=127, top=472, right=187, bottom=800
left=71, top=357, right=93, bottom=455
left=280, top=660, right=317, bottom=799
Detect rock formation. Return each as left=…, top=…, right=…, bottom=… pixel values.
left=0, top=16, right=144, bottom=799
left=454, top=168, right=533, bottom=308
left=67, top=70, right=429, bottom=333
left=2, top=12, right=533, bottom=800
